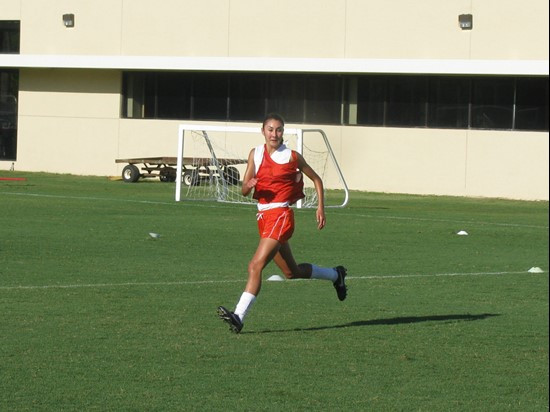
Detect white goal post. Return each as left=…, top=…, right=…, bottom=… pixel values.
left=175, top=124, right=349, bottom=208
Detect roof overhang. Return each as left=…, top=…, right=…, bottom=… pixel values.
left=0, top=54, right=548, bottom=76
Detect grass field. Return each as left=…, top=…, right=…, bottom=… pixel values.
left=1, top=172, right=548, bottom=411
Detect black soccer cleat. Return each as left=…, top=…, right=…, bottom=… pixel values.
left=333, top=266, right=348, bottom=301
left=217, top=306, right=243, bottom=334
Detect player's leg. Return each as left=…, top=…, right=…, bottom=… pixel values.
left=274, top=242, right=334, bottom=280
left=234, top=238, right=280, bottom=321
left=245, top=237, right=281, bottom=295
left=218, top=238, right=281, bottom=333
left=274, top=242, right=348, bottom=301
left=273, top=242, right=311, bottom=279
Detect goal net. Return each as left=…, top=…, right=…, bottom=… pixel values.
left=175, top=124, right=349, bottom=208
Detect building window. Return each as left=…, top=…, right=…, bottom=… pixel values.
left=428, top=77, right=470, bottom=129
left=267, top=74, right=305, bottom=123
left=121, top=71, right=548, bottom=132
left=471, top=77, right=514, bottom=130
left=0, top=21, right=20, bottom=161
left=514, top=77, right=549, bottom=131
left=157, top=72, right=192, bottom=119
left=0, top=70, right=18, bottom=160
left=0, top=21, right=20, bottom=53
left=355, top=76, right=386, bottom=126
left=229, top=74, right=266, bottom=122
left=386, top=76, right=428, bottom=127
left=192, top=73, right=228, bottom=120
left=305, top=75, right=342, bottom=124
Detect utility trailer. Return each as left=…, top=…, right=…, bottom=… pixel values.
left=115, top=157, right=246, bottom=186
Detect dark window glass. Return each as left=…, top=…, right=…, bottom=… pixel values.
left=356, top=76, right=386, bottom=126
left=192, top=74, right=228, bottom=120
left=0, top=21, right=20, bottom=159
left=267, top=75, right=305, bottom=123
left=229, top=74, right=266, bottom=122
left=121, top=72, right=160, bottom=118
left=157, top=72, right=191, bottom=119
left=0, top=69, right=18, bottom=160
left=515, top=77, right=548, bottom=131
left=0, top=21, right=20, bottom=53
left=142, top=73, right=158, bottom=118
left=120, top=72, right=548, bottom=132
left=128, top=73, right=145, bottom=118
left=386, top=77, right=428, bottom=127
left=305, top=75, right=341, bottom=124
left=428, top=77, right=470, bottom=128
left=122, top=72, right=145, bottom=118
left=471, top=77, right=514, bottom=129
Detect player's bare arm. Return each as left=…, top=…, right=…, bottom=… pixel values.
left=241, top=148, right=257, bottom=197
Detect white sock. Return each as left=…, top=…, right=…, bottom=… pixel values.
left=234, top=291, right=256, bottom=322
left=310, top=265, right=338, bottom=282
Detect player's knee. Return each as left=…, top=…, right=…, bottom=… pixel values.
left=247, top=258, right=264, bottom=275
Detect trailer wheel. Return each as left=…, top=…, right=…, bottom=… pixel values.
left=224, top=166, right=240, bottom=185
left=182, top=169, right=199, bottom=186
left=122, top=164, right=141, bottom=183
left=159, top=167, right=176, bottom=182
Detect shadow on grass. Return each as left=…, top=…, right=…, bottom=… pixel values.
left=250, top=313, right=500, bottom=334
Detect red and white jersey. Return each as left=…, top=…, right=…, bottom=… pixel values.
left=252, top=144, right=304, bottom=210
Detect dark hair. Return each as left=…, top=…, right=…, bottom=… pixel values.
left=262, top=113, right=285, bottom=128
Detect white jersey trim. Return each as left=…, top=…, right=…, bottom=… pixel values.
left=253, top=144, right=292, bottom=175
left=257, top=201, right=290, bottom=211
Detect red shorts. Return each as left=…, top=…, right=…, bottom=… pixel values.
left=256, top=207, right=295, bottom=243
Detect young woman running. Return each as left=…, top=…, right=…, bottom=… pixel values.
left=218, top=113, right=347, bottom=333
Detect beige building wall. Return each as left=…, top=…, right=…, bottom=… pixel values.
left=465, top=131, right=549, bottom=199
left=345, top=0, right=474, bottom=59
left=1, top=0, right=548, bottom=200
left=15, top=69, right=120, bottom=175
left=3, top=0, right=545, bottom=59
left=0, top=0, right=20, bottom=17
left=19, top=0, right=124, bottom=55
left=471, top=0, right=549, bottom=59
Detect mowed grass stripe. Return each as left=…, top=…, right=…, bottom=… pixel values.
left=0, top=269, right=543, bottom=290
left=1, top=189, right=547, bottom=229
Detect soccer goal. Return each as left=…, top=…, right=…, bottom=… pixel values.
left=175, top=124, right=349, bottom=208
